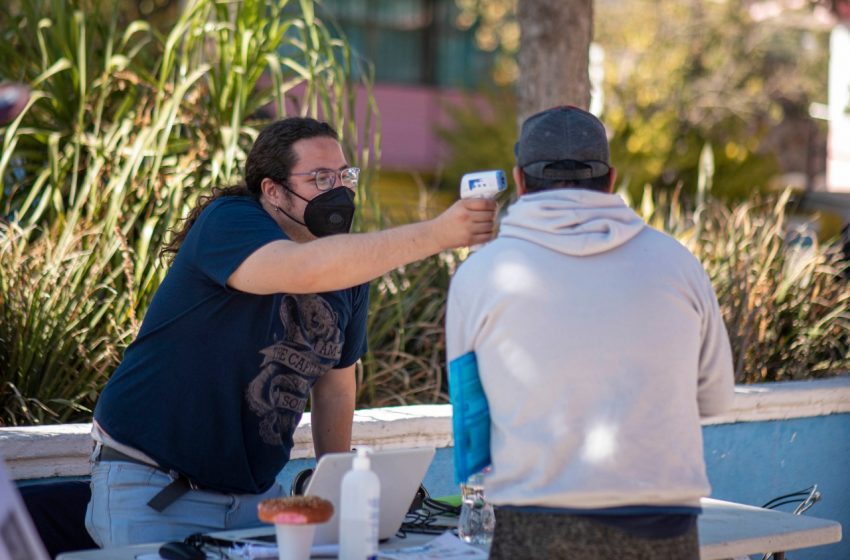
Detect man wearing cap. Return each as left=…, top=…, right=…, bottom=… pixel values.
left=446, top=106, right=734, bottom=559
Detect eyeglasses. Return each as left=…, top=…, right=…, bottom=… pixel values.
left=289, top=167, right=360, bottom=192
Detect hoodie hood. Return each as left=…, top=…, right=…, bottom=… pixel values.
left=499, top=189, right=645, bottom=256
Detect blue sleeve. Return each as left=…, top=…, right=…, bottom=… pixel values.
left=338, top=283, right=370, bottom=368
left=183, top=198, right=286, bottom=288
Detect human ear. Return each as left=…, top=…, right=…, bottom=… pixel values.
left=260, top=177, right=282, bottom=203
left=607, top=167, right=618, bottom=194
left=513, top=166, right=526, bottom=196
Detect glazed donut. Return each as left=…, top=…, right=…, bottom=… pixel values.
left=258, top=495, right=334, bottom=525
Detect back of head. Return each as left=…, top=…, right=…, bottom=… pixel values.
left=515, top=106, right=611, bottom=193
left=245, top=117, right=339, bottom=196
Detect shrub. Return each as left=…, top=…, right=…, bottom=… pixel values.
left=0, top=222, right=133, bottom=424
left=636, top=186, right=850, bottom=383
left=710, top=199, right=850, bottom=382
left=0, top=0, right=378, bottom=425
left=358, top=252, right=459, bottom=407
left=1, top=2, right=845, bottom=425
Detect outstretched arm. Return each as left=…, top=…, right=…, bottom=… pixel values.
left=228, top=198, right=496, bottom=295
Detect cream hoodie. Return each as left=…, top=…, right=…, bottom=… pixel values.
left=446, top=189, right=734, bottom=509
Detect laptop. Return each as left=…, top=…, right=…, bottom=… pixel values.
left=0, top=457, right=50, bottom=560
left=210, top=446, right=435, bottom=548
left=307, top=447, right=435, bottom=545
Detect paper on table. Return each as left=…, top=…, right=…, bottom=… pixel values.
left=224, top=542, right=340, bottom=559
left=378, top=532, right=488, bottom=560
left=116, top=535, right=480, bottom=560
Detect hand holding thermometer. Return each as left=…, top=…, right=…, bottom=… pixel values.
left=460, top=170, right=506, bottom=250
left=460, top=170, right=507, bottom=201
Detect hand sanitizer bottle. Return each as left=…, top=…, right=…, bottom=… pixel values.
left=339, top=447, right=380, bottom=560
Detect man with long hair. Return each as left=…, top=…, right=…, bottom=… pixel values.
left=86, top=117, right=496, bottom=547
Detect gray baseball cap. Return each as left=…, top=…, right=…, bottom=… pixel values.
left=515, top=106, right=610, bottom=181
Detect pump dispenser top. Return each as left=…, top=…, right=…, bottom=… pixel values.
left=352, top=447, right=371, bottom=470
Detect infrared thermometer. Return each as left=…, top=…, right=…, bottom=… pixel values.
left=460, top=170, right=507, bottom=200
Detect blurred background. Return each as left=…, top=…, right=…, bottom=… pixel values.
left=1, top=0, right=849, bottom=424
left=312, top=0, right=849, bottom=226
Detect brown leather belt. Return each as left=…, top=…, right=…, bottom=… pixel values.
left=96, top=445, right=201, bottom=512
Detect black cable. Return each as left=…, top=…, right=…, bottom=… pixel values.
left=398, top=484, right=462, bottom=538
left=794, top=487, right=821, bottom=515
left=399, top=499, right=460, bottom=536
left=765, top=498, right=810, bottom=510
left=760, top=486, right=821, bottom=560
left=182, top=533, right=229, bottom=559
left=761, top=486, right=817, bottom=510
left=423, top=497, right=461, bottom=516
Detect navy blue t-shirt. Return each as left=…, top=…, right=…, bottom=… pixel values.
left=94, top=196, right=369, bottom=494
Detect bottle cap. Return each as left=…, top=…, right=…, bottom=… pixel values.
left=353, top=446, right=372, bottom=470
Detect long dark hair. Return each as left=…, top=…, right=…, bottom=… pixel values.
left=160, top=117, right=338, bottom=259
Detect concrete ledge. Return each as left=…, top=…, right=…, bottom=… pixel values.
left=0, top=423, right=94, bottom=480
left=704, top=376, right=850, bottom=425
left=0, top=405, right=454, bottom=480
left=291, top=404, right=453, bottom=460
left=1, top=377, right=848, bottom=480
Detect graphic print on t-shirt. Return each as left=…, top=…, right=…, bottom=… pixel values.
left=246, top=294, right=343, bottom=446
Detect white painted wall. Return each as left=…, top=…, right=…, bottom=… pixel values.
left=1, top=377, right=848, bottom=481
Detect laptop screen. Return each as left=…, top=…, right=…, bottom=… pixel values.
left=306, top=447, right=435, bottom=546
left=0, top=457, right=50, bottom=560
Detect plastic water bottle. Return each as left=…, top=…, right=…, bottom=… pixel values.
left=339, top=447, right=380, bottom=560
left=458, top=469, right=495, bottom=545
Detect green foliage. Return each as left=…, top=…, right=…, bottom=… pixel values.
left=440, top=0, right=827, bottom=200
left=0, top=0, right=379, bottom=425
left=627, top=149, right=850, bottom=383
left=0, top=222, right=133, bottom=425
left=708, top=199, right=849, bottom=382
left=598, top=0, right=826, bottom=200
left=358, top=252, right=460, bottom=407
left=435, top=90, right=517, bottom=196
left=0, top=1, right=843, bottom=426
left=633, top=185, right=850, bottom=382
left=365, top=144, right=850, bottom=402
left=453, top=0, right=519, bottom=84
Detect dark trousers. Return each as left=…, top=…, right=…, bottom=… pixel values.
left=489, top=509, right=700, bottom=560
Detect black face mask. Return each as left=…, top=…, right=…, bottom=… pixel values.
left=275, top=185, right=356, bottom=238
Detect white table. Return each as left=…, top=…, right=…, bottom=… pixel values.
left=56, top=532, right=443, bottom=560
left=698, top=498, right=841, bottom=559
left=58, top=498, right=842, bottom=559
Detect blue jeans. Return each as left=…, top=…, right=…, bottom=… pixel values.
left=85, top=459, right=285, bottom=547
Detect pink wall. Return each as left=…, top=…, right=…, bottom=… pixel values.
left=370, top=84, right=489, bottom=171
left=265, top=80, right=491, bottom=172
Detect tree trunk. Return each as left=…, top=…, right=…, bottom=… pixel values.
left=516, top=0, right=594, bottom=127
